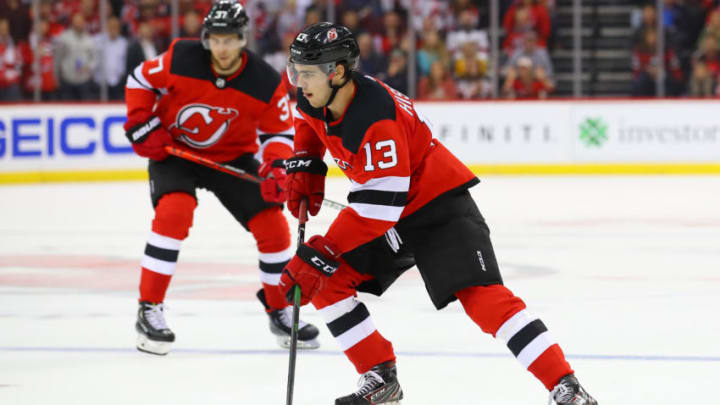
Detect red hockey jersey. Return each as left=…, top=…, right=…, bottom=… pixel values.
left=294, top=73, right=478, bottom=255
left=125, top=39, right=294, bottom=163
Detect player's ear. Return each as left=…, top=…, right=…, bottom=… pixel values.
left=331, top=64, right=345, bottom=84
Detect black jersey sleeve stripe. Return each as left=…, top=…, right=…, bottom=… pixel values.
left=347, top=190, right=408, bottom=207
left=258, top=134, right=294, bottom=144
left=129, top=70, right=161, bottom=96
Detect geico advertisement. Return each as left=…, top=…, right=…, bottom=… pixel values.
left=0, top=104, right=142, bottom=171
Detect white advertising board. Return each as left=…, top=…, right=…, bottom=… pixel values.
left=1, top=100, right=719, bottom=182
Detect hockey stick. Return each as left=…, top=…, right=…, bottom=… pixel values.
left=286, top=198, right=307, bottom=405
left=164, top=146, right=347, bottom=211
left=164, top=146, right=404, bottom=252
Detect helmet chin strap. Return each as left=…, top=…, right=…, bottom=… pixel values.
left=323, top=72, right=351, bottom=108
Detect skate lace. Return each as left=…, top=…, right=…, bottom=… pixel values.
left=279, top=307, right=307, bottom=329
left=355, top=370, right=384, bottom=397
left=548, top=381, right=574, bottom=405
left=144, top=303, right=169, bottom=330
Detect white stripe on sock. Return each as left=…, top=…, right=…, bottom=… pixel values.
left=141, top=256, right=176, bottom=276
left=259, top=271, right=281, bottom=285
left=316, top=296, right=359, bottom=323
left=147, top=232, right=182, bottom=250
left=495, top=309, right=535, bottom=342
left=516, top=331, right=556, bottom=368
left=335, top=316, right=376, bottom=351
left=258, top=246, right=293, bottom=263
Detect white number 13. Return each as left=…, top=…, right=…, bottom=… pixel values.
left=363, top=140, right=397, bottom=171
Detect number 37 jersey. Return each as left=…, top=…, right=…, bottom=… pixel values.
left=125, top=39, right=294, bottom=163
left=293, top=73, right=479, bottom=254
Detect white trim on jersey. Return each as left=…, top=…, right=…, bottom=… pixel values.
left=293, top=106, right=306, bottom=120
left=259, top=271, right=282, bottom=285
left=349, top=202, right=404, bottom=222
left=147, top=232, right=182, bottom=250
left=141, top=256, right=176, bottom=276
left=516, top=331, right=556, bottom=368
left=258, top=246, right=293, bottom=263
left=350, top=176, right=410, bottom=193
left=131, top=65, right=154, bottom=90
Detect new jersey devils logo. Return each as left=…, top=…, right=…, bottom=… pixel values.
left=169, top=104, right=239, bottom=148
left=327, top=28, right=338, bottom=42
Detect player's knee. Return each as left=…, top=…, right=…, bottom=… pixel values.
left=456, top=284, right=526, bottom=335
left=152, top=192, right=197, bottom=240
left=248, top=207, right=290, bottom=253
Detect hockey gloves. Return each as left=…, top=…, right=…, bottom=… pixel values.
left=279, top=235, right=340, bottom=305
left=284, top=156, right=328, bottom=218
left=258, top=159, right=288, bottom=203
left=125, top=117, right=173, bottom=161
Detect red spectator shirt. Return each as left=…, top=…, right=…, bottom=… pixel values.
left=19, top=38, right=58, bottom=92
left=293, top=73, right=478, bottom=254
left=511, top=78, right=548, bottom=99
left=502, top=4, right=551, bottom=51
left=125, top=39, right=294, bottom=163
left=0, top=42, right=22, bottom=88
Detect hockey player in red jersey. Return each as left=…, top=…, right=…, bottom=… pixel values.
left=278, top=23, right=598, bottom=405
left=124, top=0, right=320, bottom=355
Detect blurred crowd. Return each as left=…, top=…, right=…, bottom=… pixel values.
left=0, top=0, right=562, bottom=102
left=630, top=0, right=720, bottom=97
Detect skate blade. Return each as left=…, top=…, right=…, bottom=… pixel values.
left=276, top=335, right=320, bottom=350
left=136, top=334, right=172, bottom=355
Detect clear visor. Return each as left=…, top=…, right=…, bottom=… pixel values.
left=286, top=60, right=335, bottom=87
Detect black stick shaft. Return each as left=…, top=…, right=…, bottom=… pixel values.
left=286, top=199, right=307, bottom=405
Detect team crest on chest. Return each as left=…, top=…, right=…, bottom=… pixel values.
left=169, top=104, right=239, bottom=148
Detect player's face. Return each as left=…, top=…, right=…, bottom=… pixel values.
left=208, top=33, right=245, bottom=73
left=293, top=64, right=331, bottom=108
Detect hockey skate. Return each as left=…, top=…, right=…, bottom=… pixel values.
left=335, top=361, right=404, bottom=405
left=256, top=289, right=320, bottom=350
left=549, top=374, right=598, bottom=405
left=135, top=301, right=175, bottom=355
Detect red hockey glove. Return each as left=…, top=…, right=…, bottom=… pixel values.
left=258, top=159, right=288, bottom=203
left=284, top=156, right=328, bottom=218
left=279, top=235, right=340, bottom=305
left=125, top=117, right=173, bottom=161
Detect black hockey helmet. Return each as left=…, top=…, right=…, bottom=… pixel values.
left=201, top=0, right=249, bottom=50
left=287, top=22, right=359, bottom=86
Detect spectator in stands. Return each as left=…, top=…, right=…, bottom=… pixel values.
left=376, top=9, right=406, bottom=55
left=696, top=10, right=720, bottom=50
left=55, top=13, right=97, bottom=100
left=0, top=0, right=31, bottom=44
left=357, top=31, right=387, bottom=77
left=503, top=0, right=551, bottom=54
left=502, top=56, right=552, bottom=99
left=341, top=7, right=363, bottom=35
left=689, top=35, right=720, bottom=97
left=36, top=0, right=66, bottom=38
left=631, top=28, right=685, bottom=96
left=504, top=31, right=553, bottom=82
left=418, top=59, right=458, bottom=100
left=447, top=7, right=489, bottom=63
left=19, top=19, right=58, bottom=100
left=79, top=0, right=102, bottom=35
left=454, top=46, right=489, bottom=99
left=381, top=48, right=409, bottom=95
left=417, top=29, right=450, bottom=78
left=180, top=10, right=202, bottom=38
left=0, top=18, right=23, bottom=101
left=125, top=22, right=158, bottom=81
left=94, top=16, right=127, bottom=100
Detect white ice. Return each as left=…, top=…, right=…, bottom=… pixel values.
left=1, top=176, right=719, bottom=405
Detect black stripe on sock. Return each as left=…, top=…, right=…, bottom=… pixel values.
left=347, top=189, right=407, bottom=207
left=144, top=244, right=179, bottom=262
left=259, top=260, right=287, bottom=274
left=507, top=319, right=548, bottom=357
left=326, top=303, right=371, bottom=337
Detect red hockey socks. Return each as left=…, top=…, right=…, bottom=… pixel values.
left=139, top=192, right=196, bottom=303
left=456, top=285, right=573, bottom=390
left=248, top=207, right=292, bottom=311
